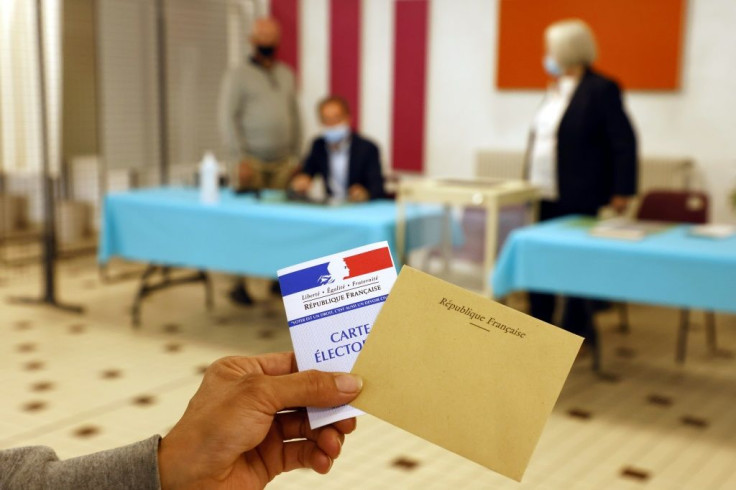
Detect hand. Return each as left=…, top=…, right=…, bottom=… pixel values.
left=348, top=184, right=370, bottom=202
left=609, top=195, right=630, bottom=215
left=238, top=160, right=255, bottom=188
left=291, top=173, right=312, bottom=193
left=158, top=353, right=362, bottom=489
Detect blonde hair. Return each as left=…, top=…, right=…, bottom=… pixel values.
left=545, top=19, right=597, bottom=69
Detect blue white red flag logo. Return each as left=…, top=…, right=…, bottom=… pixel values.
left=279, top=246, right=394, bottom=296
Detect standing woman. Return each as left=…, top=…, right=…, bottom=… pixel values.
left=526, top=19, right=638, bottom=360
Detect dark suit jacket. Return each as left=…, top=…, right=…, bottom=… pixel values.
left=302, top=132, right=384, bottom=200
left=528, top=68, right=638, bottom=214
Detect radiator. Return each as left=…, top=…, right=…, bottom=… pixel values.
left=70, top=155, right=133, bottom=229
left=469, top=151, right=696, bottom=255
left=475, top=151, right=694, bottom=193
left=475, top=151, right=525, bottom=180
left=638, top=156, right=693, bottom=192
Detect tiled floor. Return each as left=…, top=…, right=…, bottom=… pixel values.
left=1, top=257, right=736, bottom=489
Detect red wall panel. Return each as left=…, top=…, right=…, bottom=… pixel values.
left=391, top=0, right=429, bottom=172
left=330, top=0, right=362, bottom=129
left=271, top=0, right=300, bottom=79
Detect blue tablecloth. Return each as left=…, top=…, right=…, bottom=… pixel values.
left=492, top=216, right=736, bottom=314
left=100, top=187, right=453, bottom=278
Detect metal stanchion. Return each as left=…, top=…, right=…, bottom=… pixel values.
left=155, top=0, right=170, bottom=186
left=8, top=0, right=83, bottom=314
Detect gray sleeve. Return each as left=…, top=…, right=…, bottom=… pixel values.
left=0, top=435, right=162, bottom=490
left=218, top=68, right=244, bottom=162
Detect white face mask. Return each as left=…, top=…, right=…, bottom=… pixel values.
left=543, top=55, right=562, bottom=77
left=322, top=123, right=350, bottom=144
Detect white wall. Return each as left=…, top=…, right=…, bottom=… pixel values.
left=165, top=0, right=228, bottom=168
left=298, top=0, right=395, bottom=169
left=360, top=0, right=395, bottom=168
left=91, top=0, right=736, bottom=219
left=425, top=0, right=736, bottom=221
left=298, top=0, right=329, bottom=151
left=97, top=0, right=160, bottom=171
left=628, top=0, right=736, bottom=221
left=0, top=0, right=62, bottom=176
left=63, top=0, right=98, bottom=160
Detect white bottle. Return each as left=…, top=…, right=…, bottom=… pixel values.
left=199, top=151, right=220, bottom=204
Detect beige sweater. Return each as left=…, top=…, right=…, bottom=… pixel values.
left=218, top=59, right=302, bottom=163
left=0, top=435, right=161, bottom=489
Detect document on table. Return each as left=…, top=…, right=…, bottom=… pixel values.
left=351, top=266, right=583, bottom=481
left=277, top=242, right=397, bottom=429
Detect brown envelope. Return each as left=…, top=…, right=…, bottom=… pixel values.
left=351, top=266, right=582, bottom=481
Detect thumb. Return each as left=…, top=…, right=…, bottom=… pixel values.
left=265, top=370, right=363, bottom=411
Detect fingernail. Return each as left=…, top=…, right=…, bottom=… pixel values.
left=334, top=374, right=363, bottom=393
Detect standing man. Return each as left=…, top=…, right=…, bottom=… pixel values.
left=218, top=17, right=302, bottom=304
left=291, top=96, right=384, bottom=202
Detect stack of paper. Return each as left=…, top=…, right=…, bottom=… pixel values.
left=590, top=218, right=670, bottom=241
left=689, top=224, right=736, bottom=239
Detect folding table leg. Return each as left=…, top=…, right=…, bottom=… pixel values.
left=132, top=265, right=158, bottom=328
left=130, top=266, right=213, bottom=327
left=705, top=311, right=717, bottom=353
left=585, top=301, right=601, bottom=373
left=676, top=309, right=690, bottom=364
left=617, top=303, right=630, bottom=334
left=482, top=200, right=499, bottom=297
left=527, top=199, right=540, bottom=224
left=441, top=204, right=452, bottom=276
left=396, top=201, right=407, bottom=265
left=591, top=343, right=601, bottom=372
left=203, top=271, right=214, bottom=310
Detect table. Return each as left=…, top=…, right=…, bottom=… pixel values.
left=396, top=178, right=540, bottom=296
left=492, top=216, right=736, bottom=313
left=100, top=187, right=455, bottom=323
left=493, top=216, right=736, bottom=364
left=101, top=187, right=453, bottom=273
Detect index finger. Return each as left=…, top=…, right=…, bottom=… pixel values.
left=228, top=351, right=298, bottom=376
left=257, top=351, right=299, bottom=375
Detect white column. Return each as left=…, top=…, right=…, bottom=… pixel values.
left=0, top=0, right=43, bottom=174
left=42, top=0, right=63, bottom=177
left=299, top=0, right=329, bottom=151
left=360, top=0, right=394, bottom=173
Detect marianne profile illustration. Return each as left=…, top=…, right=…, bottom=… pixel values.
left=318, top=259, right=350, bottom=285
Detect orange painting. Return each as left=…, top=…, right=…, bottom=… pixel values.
left=497, top=0, right=686, bottom=90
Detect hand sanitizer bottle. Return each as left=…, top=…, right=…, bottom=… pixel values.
left=199, top=151, right=219, bottom=204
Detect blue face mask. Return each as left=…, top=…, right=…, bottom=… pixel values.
left=543, top=55, right=562, bottom=77
left=323, top=124, right=350, bottom=144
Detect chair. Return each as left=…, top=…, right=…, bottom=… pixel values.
left=382, top=173, right=401, bottom=200
left=619, top=189, right=715, bottom=363
left=637, top=189, right=708, bottom=224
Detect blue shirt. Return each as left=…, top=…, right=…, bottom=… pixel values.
left=328, top=138, right=351, bottom=200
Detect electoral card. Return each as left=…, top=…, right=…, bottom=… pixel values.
left=277, top=242, right=397, bottom=429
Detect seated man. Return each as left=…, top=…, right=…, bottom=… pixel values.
left=291, top=96, right=384, bottom=202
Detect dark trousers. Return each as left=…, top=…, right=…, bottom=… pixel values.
left=528, top=200, right=599, bottom=351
